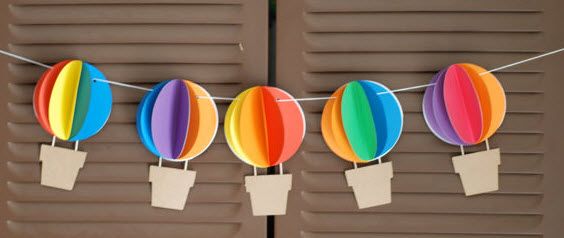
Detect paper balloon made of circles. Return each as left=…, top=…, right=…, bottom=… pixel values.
left=136, top=79, right=218, bottom=161
left=422, top=63, right=506, bottom=146
left=224, top=86, right=306, bottom=168
left=33, top=60, right=112, bottom=142
left=321, top=81, right=403, bottom=163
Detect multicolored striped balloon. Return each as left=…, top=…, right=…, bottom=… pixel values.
left=33, top=60, right=112, bottom=142
left=224, top=86, right=305, bottom=168
left=136, top=79, right=218, bottom=161
left=321, top=81, right=403, bottom=163
left=423, top=63, right=506, bottom=146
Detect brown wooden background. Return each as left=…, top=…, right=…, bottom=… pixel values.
left=0, top=0, right=268, bottom=237
left=1, top=0, right=564, bottom=237
left=276, top=0, right=564, bottom=237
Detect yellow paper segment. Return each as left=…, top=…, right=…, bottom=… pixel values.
left=321, top=86, right=362, bottom=163
left=461, top=64, right=506, bottom=142
left=225, top=89, right=254, bottom=165
left=48, top=60, right=82, bottom=140
left=238, top=88, right=269, bottom=167
left=179, top=81, right=218, bottom=160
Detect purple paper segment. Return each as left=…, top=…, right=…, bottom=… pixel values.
left=151, top=80, right=190, bottom=159
left=426, top=69, right=464, bottom=145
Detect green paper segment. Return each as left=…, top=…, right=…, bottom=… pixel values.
left=341, top=81, right=377, bottom=161
left=69, top=66, right=91, bottom=138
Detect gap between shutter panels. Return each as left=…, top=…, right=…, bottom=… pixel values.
left=276, top=0, right=547, bottom=237
left=1, top=1, right=267, bottom=238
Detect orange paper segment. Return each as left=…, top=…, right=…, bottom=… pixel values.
left=444, top=65, right=483, bottom=144
left=263, top=87, right=305, bottom=165
left=238, top=88, right=269, bottom=167
left=460, top=64, right=506, bottom=142
left=321, top=86, right=362, bottom=163
left=179, top=81, right=219, bottom=159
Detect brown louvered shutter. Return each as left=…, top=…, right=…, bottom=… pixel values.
left=0, top=0, right=267, bottom=237
left=276, top=0, right=564, bottom=237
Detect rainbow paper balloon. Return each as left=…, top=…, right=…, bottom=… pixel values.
left=137, top=79, right=218, bottom=161
left=321, top=81, right=403, bottom=163
left=422, top=63, right=506, bottom=146
left=224, top=86, right=305, bottom=168
left=33, top=60, right=112, bottom=141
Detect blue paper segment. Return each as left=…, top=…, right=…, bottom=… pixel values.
left=358, top=80, right=403, bottom=159
left=69, top=62, right=113, bottom=141
left=136, top=80, right=169, bottom=157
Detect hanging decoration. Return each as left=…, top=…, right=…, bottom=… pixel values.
left=423, top=63, right=505, bottom=196
left=321, top=80, right=402, bottom=209
left=137, top=79, right=218, bottom=210
left=1, top=47, right=562, bottom=212
left=33, top=60, right=112, bottom=191
left=225, top=86, right=305, bottom=216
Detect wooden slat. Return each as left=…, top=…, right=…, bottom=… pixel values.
left=10, top=4, right=243, bottom=24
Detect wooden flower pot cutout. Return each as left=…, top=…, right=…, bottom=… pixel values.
left=453, top=148, right=501, bottom=196
left=345, top=162, right=393, bottom=209
left=34, top=60, right=112, bottom=191
left=423, top=64, right=506, bottom=196
left=149, top=165, right=196, bottom=210
left=225, top=86, right=305, bottom=216
left=39, top=144, right=86, bottom=190
left=245, top=174, right=292, bottom=216
left=137, top=79, right=218, bottom=210
left=321, top=81, right=403, bottom=209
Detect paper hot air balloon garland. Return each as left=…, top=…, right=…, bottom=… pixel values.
left=137, top=79, right=218, bottom=210
left=321, top=80, right=402, bottom=209
left=33, top=60, right=112, bottom=191
left=2, top=47, right=559, bottom=212
left=423, top=63, right=506, bottom=196
left=225, top=86, right=305, bottom=216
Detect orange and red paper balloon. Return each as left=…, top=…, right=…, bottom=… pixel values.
left=423, top=64, right=506, bottom=146
left=33, top=60, right=112, bottom=142
left=224, top=86, right=306, bottom=168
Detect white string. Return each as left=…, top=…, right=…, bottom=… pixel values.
left=197, top=96, right=236, bottom=101
left=353, top=162, right=358, bottom=169
left=184, top=161, right=189, bottom=170
left=158, top=157, right=163, bottom=167
left=253, top=166, right=258, bottom=176
left=2, top=48, right=563, bottom=100
left=277, top=48, right=564, bottom=101
left=0, top=49, right=152, bottom=92
left=74, top=141, right=79, bottom=151
left=485, top=138, right=490, bottom=151
left=460, top=145, right=465, bottom=155
left=377, top=83, right=436, bottom=95
left=93, top=78, right=153, bottom=91
left=481, top=48, right=564, bottom=75
left=279, top=163, right=284, bottom=175
left=0, top=49, right=52, bottom=69
left=51, top=136, right=56, bottom=147
left=277, top=96, right=335, bottom=102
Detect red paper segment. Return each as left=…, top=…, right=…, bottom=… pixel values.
left=444, top=65, right=483, bottom=144
left=261, top=88, right=285, bottom=165
left=263, top=87, right=305, bottom=166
